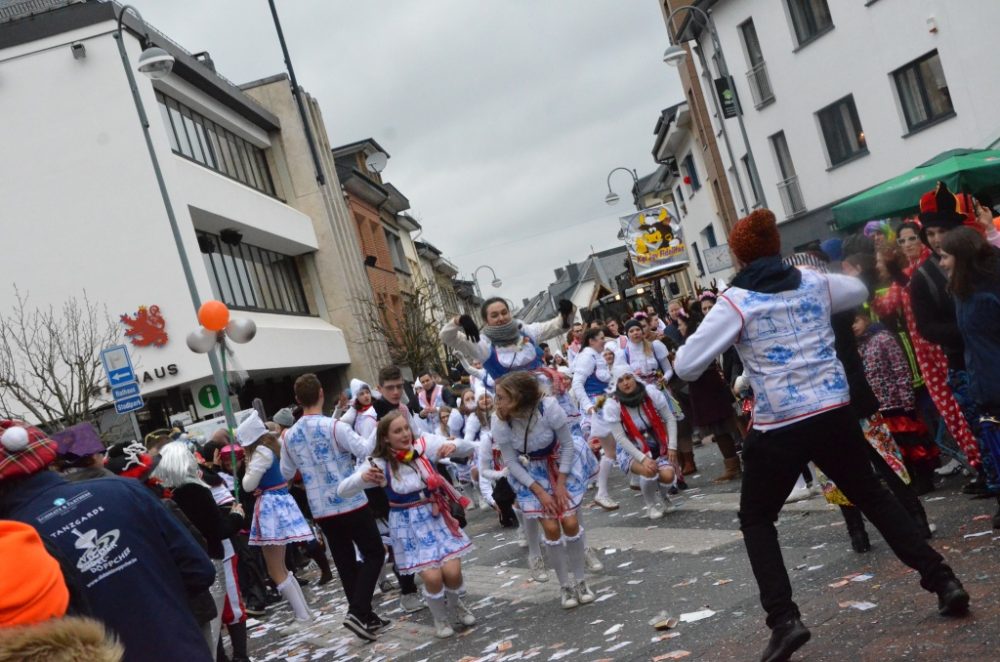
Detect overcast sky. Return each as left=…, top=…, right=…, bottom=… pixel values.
left=127, top=0, right=684, bottom=305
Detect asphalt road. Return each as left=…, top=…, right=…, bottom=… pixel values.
left=249, top=441, right=1000, bottom=662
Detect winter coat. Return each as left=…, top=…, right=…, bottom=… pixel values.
left=857, top=326, right=916, bottom=413
left=910, top=255, right=966, bottom=369
left=954, top=279, right=1000, bottom=412
left=0, top=616, right=123, bottom=662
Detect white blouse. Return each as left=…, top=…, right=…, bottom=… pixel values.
left=570, top=346, right=614, bottom=409
left=603, top=384, right=679, bottom=461
left=492, top=396, right=575, bottom=488
left=613, top=338, right=673, bottom=382
left=337, top=434, right=475, bottom=498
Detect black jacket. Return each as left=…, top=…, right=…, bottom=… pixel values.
left=909, top=256, right=965, bottom=369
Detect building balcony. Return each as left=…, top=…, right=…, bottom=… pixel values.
left=776, top=175, right=807, bottom=219
left=746, top=61, right=775, bottom=109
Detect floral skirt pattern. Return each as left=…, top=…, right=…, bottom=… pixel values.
left=249, top=489, right=314, bottom=546
left=388, top=502, right=472, bottom=574
left=819, top=415, right=910, bottom=507
left=510, top=436, right=599, bottom=518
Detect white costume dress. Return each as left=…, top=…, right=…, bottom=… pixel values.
left=440, top=315, right=566, bottom=384
left=612, top=337, right=673, bottom=385
left=243, top=447, right=313, bottom=546
left=339, top=434, right=475, bottom=574
left=603, top=385, right=679, bottom=474
left=570, top=346, right=614, bottom=439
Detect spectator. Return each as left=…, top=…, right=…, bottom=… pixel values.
left=50, top=422, right=112, bottom=482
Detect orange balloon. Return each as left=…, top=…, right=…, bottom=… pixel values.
left=198, top=300, right=230, bottom=332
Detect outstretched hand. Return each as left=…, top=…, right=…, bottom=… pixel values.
left=458, top=315, right=480, bottom=342
left=558, top=299, right=575, bottom=327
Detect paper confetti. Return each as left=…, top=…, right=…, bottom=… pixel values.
left=713, top=579, right=733, bottom=586
left=673, top=578, right=698, bottom=587
left=964, top=531, right=992, bottom=538
left=828, top=579, right=850, bottom=588
left=851, top=573, right=874, bottom=582
left=839, top=601, right=877, bottom=611
left=679, top=609, right=716, bottom=622
left=603, top=624, right=623, bottom=636
left=652, top=651, right=691, bottom=660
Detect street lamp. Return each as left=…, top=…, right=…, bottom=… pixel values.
left=113, top=5, right=238, bottom=435
left=472, top=265, right=502, bottom=298
left=663, top=4, right=767, bottom=215
left=605, top=166, right=639, bottom=206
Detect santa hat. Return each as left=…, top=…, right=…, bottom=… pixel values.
left=729, top=209, right=781, bottom=265
left=235, top=410, right=268, bottom=447
left=0, top=520, right=69, bottom=627
left=0, top=421, right=58, bottom=481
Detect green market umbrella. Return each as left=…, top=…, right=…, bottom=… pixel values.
left=832, top=148, right=1000, bottom=229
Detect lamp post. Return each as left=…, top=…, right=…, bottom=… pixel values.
left=472, top=265, right=502, bottom=299
left=604, top=166, right=640, bottom=206
left=663, top=4, right=767, bottom=216
left=113, top=5, right=238, bottom=435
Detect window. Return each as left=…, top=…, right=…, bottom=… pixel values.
left=691, top=241, right=705, bottom=276
left=383, top=229, right=410, bottom=274
left=770, top=131, right=806, bottom=217
left=740, top=19, right=775, bottom=108
left=893, top=50, right=954, bottom=132
left=740, top=20, right=765, bottom=68
left=197, top=231, right=309, bottom=315
left=155, top=91, right=276, bottom=197
left=681, top=154, right=701, bottom=191
left=702, top=224, right=718, bottom=248
left=741, top=154, right=763, bottom=204
left=816, top=95, right=868, bottom=166
left=787, top=0, right=833, bottom=45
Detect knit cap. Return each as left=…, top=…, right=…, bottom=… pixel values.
left=729, top=209, right=781, bottom=265
left=271, top=408, right=295, bottom=429
left=0, top=520, right=69, bottom=626
left=0, top=421, right=58, bottom=481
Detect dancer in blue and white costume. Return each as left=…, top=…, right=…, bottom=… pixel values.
left=604, top=365, right=679, bottom=520
left=339, top=378, right=378, bottom=441
left=493, top=371, right=599, bottom=610
left=237, top=411, right=315, bottom=631
left=339, top=411, right=476, bottom=639
left=614, top=319, right=673, bottom=386
left=572, top=327, right=619, bottom=511
left=444, top=388, right=484, bottom=508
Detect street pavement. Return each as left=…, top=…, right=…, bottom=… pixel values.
left=249, top=441, right=1000, bottom=661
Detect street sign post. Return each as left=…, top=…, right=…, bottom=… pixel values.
left=100, top=345, right=144, bottom=435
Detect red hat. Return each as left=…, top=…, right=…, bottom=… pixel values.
left=918, top=181, right=969, bottom=229
left=729, top=209, right=781, bottom=265
left=0, top=520, right=69, bottom=626
left=0, top=421, right=58, bottom=481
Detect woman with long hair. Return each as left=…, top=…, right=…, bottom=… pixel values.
left=874, top=222, right=979, bottom=474
left=571, top=327, right=618, bottom=511
left=613, top=319, right=672, bottom=386
left=604, top=365, right=678, bottom=519
left=338, top=411, right=476, bottom=639
left=492, top=372, right=599, bottom=609
left=235, top=411, right=315, bottom=632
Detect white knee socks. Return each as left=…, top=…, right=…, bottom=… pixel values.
left=640, top=475, right=660, bottom=509
left=424, top=588, right=448, bottom=624
left=277, top=574, right=313, bottom=622
left=596, top=456, right=614, bottom=500
left=517, top=509, right=543, bottom=562
left=564, top=530, right=587, bottom=584
left=543, top=538, right=571, bottom=587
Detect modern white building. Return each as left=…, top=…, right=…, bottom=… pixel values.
left=0, top=0, right=375, bottom=431
left=662, top=0, right=1000, bottom=246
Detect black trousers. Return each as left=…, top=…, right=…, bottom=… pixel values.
left=317, top=505, right=384, bottom=619
left=738, top=407, right=952, bottom=628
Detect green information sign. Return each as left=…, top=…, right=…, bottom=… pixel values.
left=198, top=384, right=221, bottom=410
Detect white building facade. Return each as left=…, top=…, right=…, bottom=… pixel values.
left=666, top=0, right=1000, bottom=246
left=0, top=1, right=359, bottom=430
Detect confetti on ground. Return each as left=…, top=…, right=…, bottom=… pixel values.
left=807, top=565, right=824, bottom=571
left=604, top=548, right=617, bottom=555
left=925, top=496, right=946, bottom=502
left=679, top=609, right=716, bottom=623
left=652, top=632, right=681, bottom=642
left=712, top=556, right=726, bottom=561
left=604, top=641, right=632, bottom=653
left=713, top=579, right=733, bottom=586
left=550, top=648, right=578, bottom=660
left=810, top=543, right=827, bottom=549
left=973, top=514, right=991, bottom=521
left=595, top=593, right=617, bottom=603
left=603, top=624, right=623, bottom=636
left=839, top=601, right=877, bottom=611
left=652, top=651, right=691, bottom=660
left=618, top=561, right=633, bottom=568
left=828, top=580, right=850, bottom=588
left=627, top=580, right=644, bottom=585
left=851, top=573, right=874, bottom=582
left=964, top=531, right=992, bottom=538
left=589, top=619, right=605, bottom=625
left=498, top=641, right=513, bottom=652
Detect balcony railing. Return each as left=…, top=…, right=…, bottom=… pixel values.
left=746, top=61, right=776, bottom=109
left=776, top=175, right=806, bottom=218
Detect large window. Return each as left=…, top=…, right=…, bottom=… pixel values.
left=382, top=228, right=410, bottom=274
left=787, top=0, right=833, bottom=46
left=682, top=153, right=701, bottom=192
left=893, top=50, right=954, bottom=132
left=156, top=91, right=276, bottom=197
left=770, top=131, right=806, bottom=217
left=817, top=95, right=868, bottom=166
left=197, top=231, right=309, bottom=314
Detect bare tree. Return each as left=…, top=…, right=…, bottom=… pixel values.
left=0, top=288, right=121, bottom=429
left=356, top=281, right=447, bottom=375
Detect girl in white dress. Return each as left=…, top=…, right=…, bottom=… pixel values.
left=338, top=412, right=476, bottom=639
left=571, top=327, right=618, bottom=511
left=603, top=365, right=679, bottom=520
left=613, top=319, right=673, bottom=386
left=492, top=372, right=599, bottom=609
left=339, top=378, right=378, bottom=440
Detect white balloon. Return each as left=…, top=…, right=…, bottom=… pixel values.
left=186, top=328, right=217, bottom=353
left=225, top=318, right=257, bottom=344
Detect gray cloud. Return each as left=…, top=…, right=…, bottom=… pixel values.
left=127, top=0, right=684, bottom=303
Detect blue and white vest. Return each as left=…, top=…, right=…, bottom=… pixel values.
left=482, top=333, right=545, bottom=380
left=722, top=269, right=849, bottom=428
left=283, top=415, right=368, bottom=518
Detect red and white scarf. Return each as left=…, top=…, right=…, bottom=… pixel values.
left=619, top=397, right=669, bottom=456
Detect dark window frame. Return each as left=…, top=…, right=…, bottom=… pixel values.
left=892, top=50, right=955, bottom=133
left=682, top=153, right=701, bottom=192
left=786, top=0, right=834, bottom=48
left=816, top=94, right=868, bottom=167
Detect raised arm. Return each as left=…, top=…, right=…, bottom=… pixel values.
left=440, top=318, right=489, bottom=362
left=523, top=314, right=569, bottom=344
left=674, top=298, right=741, bottom=382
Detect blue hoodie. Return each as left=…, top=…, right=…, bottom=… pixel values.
left=2, top=472, right=215, bottom=662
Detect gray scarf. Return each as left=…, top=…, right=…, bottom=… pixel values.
left=482, top=320, right=521, bottom=346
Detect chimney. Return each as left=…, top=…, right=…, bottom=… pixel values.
left=193, top=51, right=216, bottom=72
left=566, top=261, right=580, bottom=283
left=522, top=298, right=530, bottom=308
left=554, top=267, right=565, bottom=279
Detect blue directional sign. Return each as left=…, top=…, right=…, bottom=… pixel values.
left=101, top=345, right=143, bottom=414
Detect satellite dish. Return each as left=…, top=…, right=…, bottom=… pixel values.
left=365, top=151, right=388, bottom=174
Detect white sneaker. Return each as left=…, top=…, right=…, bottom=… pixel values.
left=593, top=495, right=620, bottom=511
left=662, top=493, right=678, bottom=513
left=584, top=547, right=604, bottom=573
left=784, top=486, right=813, bottom=503
left=647, top=503, right=666, bottom=520
left=560, top=586, right=579, bottom=609
left=433, top=621, right=455, bottom=638
left=452, top=596, right=476, bottom=626
left=935, top=458, right=962, bottom=476
left=575, top=580, right=595, bottom=604
left=529, top=555, right=550, bottom=583
left=399, top=592, right=425, bottom=613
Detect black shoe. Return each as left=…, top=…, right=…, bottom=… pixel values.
left=760, top=618, right=810, bottom=662
left=992, top=504, right=1000, bottom=530
left=295, top=575, right=309, bottom=587
left=668, top=485, right=679, bottom=495
left=244, top=602, right=266, bottom=617
left=962, top=476, right=989, bottom=496
left=676, top=479, right=689, bottom=490
left=264, top=589, right=281, bottom=605
left=317, top=570, right=334, bottom=586
left=365, top=612, right=392, bottom=633
left=849, top=529, right=871, bottom=553
left=936, top=578, right=970, bottom=616
left=343, top=613, right=377, bottom=642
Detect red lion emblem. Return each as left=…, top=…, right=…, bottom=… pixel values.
left=120, top=305, right=168, bottom=347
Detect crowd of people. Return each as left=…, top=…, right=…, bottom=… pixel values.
left=0, top=180, right=997, bottom=661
